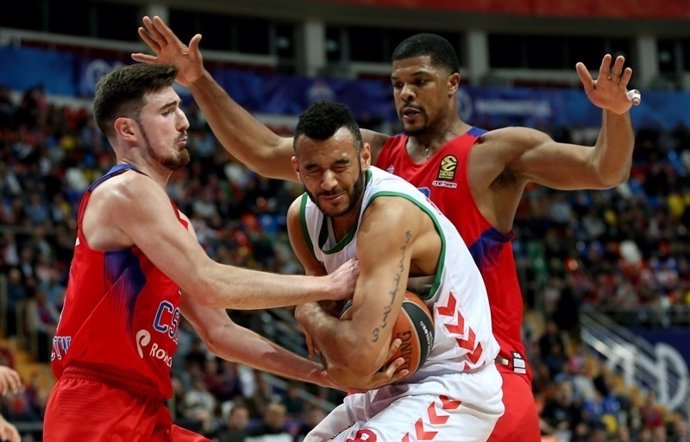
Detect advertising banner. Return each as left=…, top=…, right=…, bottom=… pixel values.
left=2, top=46, right=690, bottom=132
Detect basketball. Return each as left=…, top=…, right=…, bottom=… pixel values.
left=340, top=290, right=435, bottom=380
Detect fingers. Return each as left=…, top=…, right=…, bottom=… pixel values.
left=139, top=15, right=178, bottom=51
left=386, top=338, right=402, bottom=360
left=620, top=66, right=633, bottom=86
left=152, top=16, right=186, bottom=46
left=609, top=55, right=627, bottom=81
left=3, top=424, right=21, bottom=442
left=0, top=368, right=21, bottom=396
left=380, top=356, right=409, bottom=381
left=137, top=26, right=160, bottom=52
left=131, top=53, right=157, bottom=63
left=189, top=34, right=203, bottom=53
left=575, top=62, right=594, bottom=91
left=598, top=53, right=613, bottom=80
left=304, top=332, right=317, bottom=358
left=602, top=54, right=631, bottom=85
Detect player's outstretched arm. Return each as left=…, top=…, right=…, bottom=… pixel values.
left=99, top=173, right=358, bottom=309
left=182, top=300, right=336, bottom=388
left=483, top=55, right=638, bottom=194
left=132, top=15, right=297, bottom=181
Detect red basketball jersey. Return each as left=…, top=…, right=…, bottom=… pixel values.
left=50, top=164, right=186, bottom=399
left=376, top=128, right=529, bottom=379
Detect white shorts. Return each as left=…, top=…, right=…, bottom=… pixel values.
left=305, top=363, right=504, bottom=442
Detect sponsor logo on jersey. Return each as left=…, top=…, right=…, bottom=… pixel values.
left=135, top=329, right=173, bottom=367
left=431, top=180, right=458, bottom=189
left=135, top=329, right=151, bottom=358
left=437, top=155, right=458, bottom=181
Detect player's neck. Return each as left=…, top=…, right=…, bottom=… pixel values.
left=117, top=156, right=172, bottom=189
left=410, top=120, right=471, bottom=159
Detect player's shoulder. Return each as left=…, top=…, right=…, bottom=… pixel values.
left=474, top=127, right=552, bottom=160
left=91, top=169, right=163, bottom=211
left=286, top=193, right=307, bottom=223
left=480, top=126, right=550, bottom=144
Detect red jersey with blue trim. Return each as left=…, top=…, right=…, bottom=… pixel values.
left=50, top=164, right=185, bottom=399
left=376, top=128, right=529, bottom=378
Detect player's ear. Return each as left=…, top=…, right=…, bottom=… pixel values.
left=114, top=117, right=137, bottom=141
left=361, top=143, right=372, bottom=169
left=448, top=72, right=460, bottom=96
left=291, top=156, right=301, bottom=180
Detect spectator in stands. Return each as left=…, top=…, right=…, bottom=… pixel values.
left=182, top=373, right=218, bottom=436
left=246, top=401, right=292, bottom=442
left=216, top=401, right=251, bottom=442
left=4, top=268, right=26, bottom=338
left=293, top=404, right=327, bottom=442
left=281, top=381, right=305, bottom=418
left=25, top=288, right=60, bottom=363
left=246, top=373, right=281, bottom=421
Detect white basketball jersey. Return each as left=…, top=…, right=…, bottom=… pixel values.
left=297, top=166, right=499, bottom=381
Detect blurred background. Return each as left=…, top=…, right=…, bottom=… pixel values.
left=0, top=1, right=689, bottom=441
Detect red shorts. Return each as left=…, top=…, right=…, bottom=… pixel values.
left=43, top=367, right=209, bottom=442
left=487, top=364, right=541, bottom=442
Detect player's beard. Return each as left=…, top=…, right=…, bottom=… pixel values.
left=307, top=166, right=366, bottom=218
left=140, top=127, right=190, bottom=170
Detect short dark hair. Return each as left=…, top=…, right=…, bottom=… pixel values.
left=293, top=101, right=363, bottom=151
left=93, top=63, right=178, bottom=139
left=392, top=33, right=460, bottom=74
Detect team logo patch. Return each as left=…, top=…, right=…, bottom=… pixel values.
left=437, top=155, right=458, bottom=180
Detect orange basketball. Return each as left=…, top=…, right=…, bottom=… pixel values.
left=340, top=290, right=435, bottom=381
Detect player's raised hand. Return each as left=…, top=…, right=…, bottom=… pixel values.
left=576, top=54, right=641, bottom=114
left=131, top=16, right=205, bottom=87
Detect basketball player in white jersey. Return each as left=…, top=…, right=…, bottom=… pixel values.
left=286, top=101, right=503, bottom=442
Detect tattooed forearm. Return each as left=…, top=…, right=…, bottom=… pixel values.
left=371, top=230, right=412, bottom=342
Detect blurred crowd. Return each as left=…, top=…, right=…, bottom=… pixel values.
left=0, top=83, right=688, bottom=441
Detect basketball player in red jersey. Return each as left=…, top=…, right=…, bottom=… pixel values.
left=133, top=17, right=639, bottom=441
left=41, top=63, right=397, bottom=442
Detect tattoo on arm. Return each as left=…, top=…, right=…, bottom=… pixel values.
left=371, top=230, right=412, bottom=342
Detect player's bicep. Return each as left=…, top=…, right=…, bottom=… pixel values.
left=112, top=178, right=210, bottom=287
left=502, top=127, right=597, bottom=189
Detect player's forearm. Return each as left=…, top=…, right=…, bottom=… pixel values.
left=205, top=324, right=332, bottom=387
left=296, top=303, right=384, bottom=378
left=593, top=110, right=634, bottom=187
left=192, top=264, right=339, bottom=309
left=186, top=71, right=294, bottom=180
